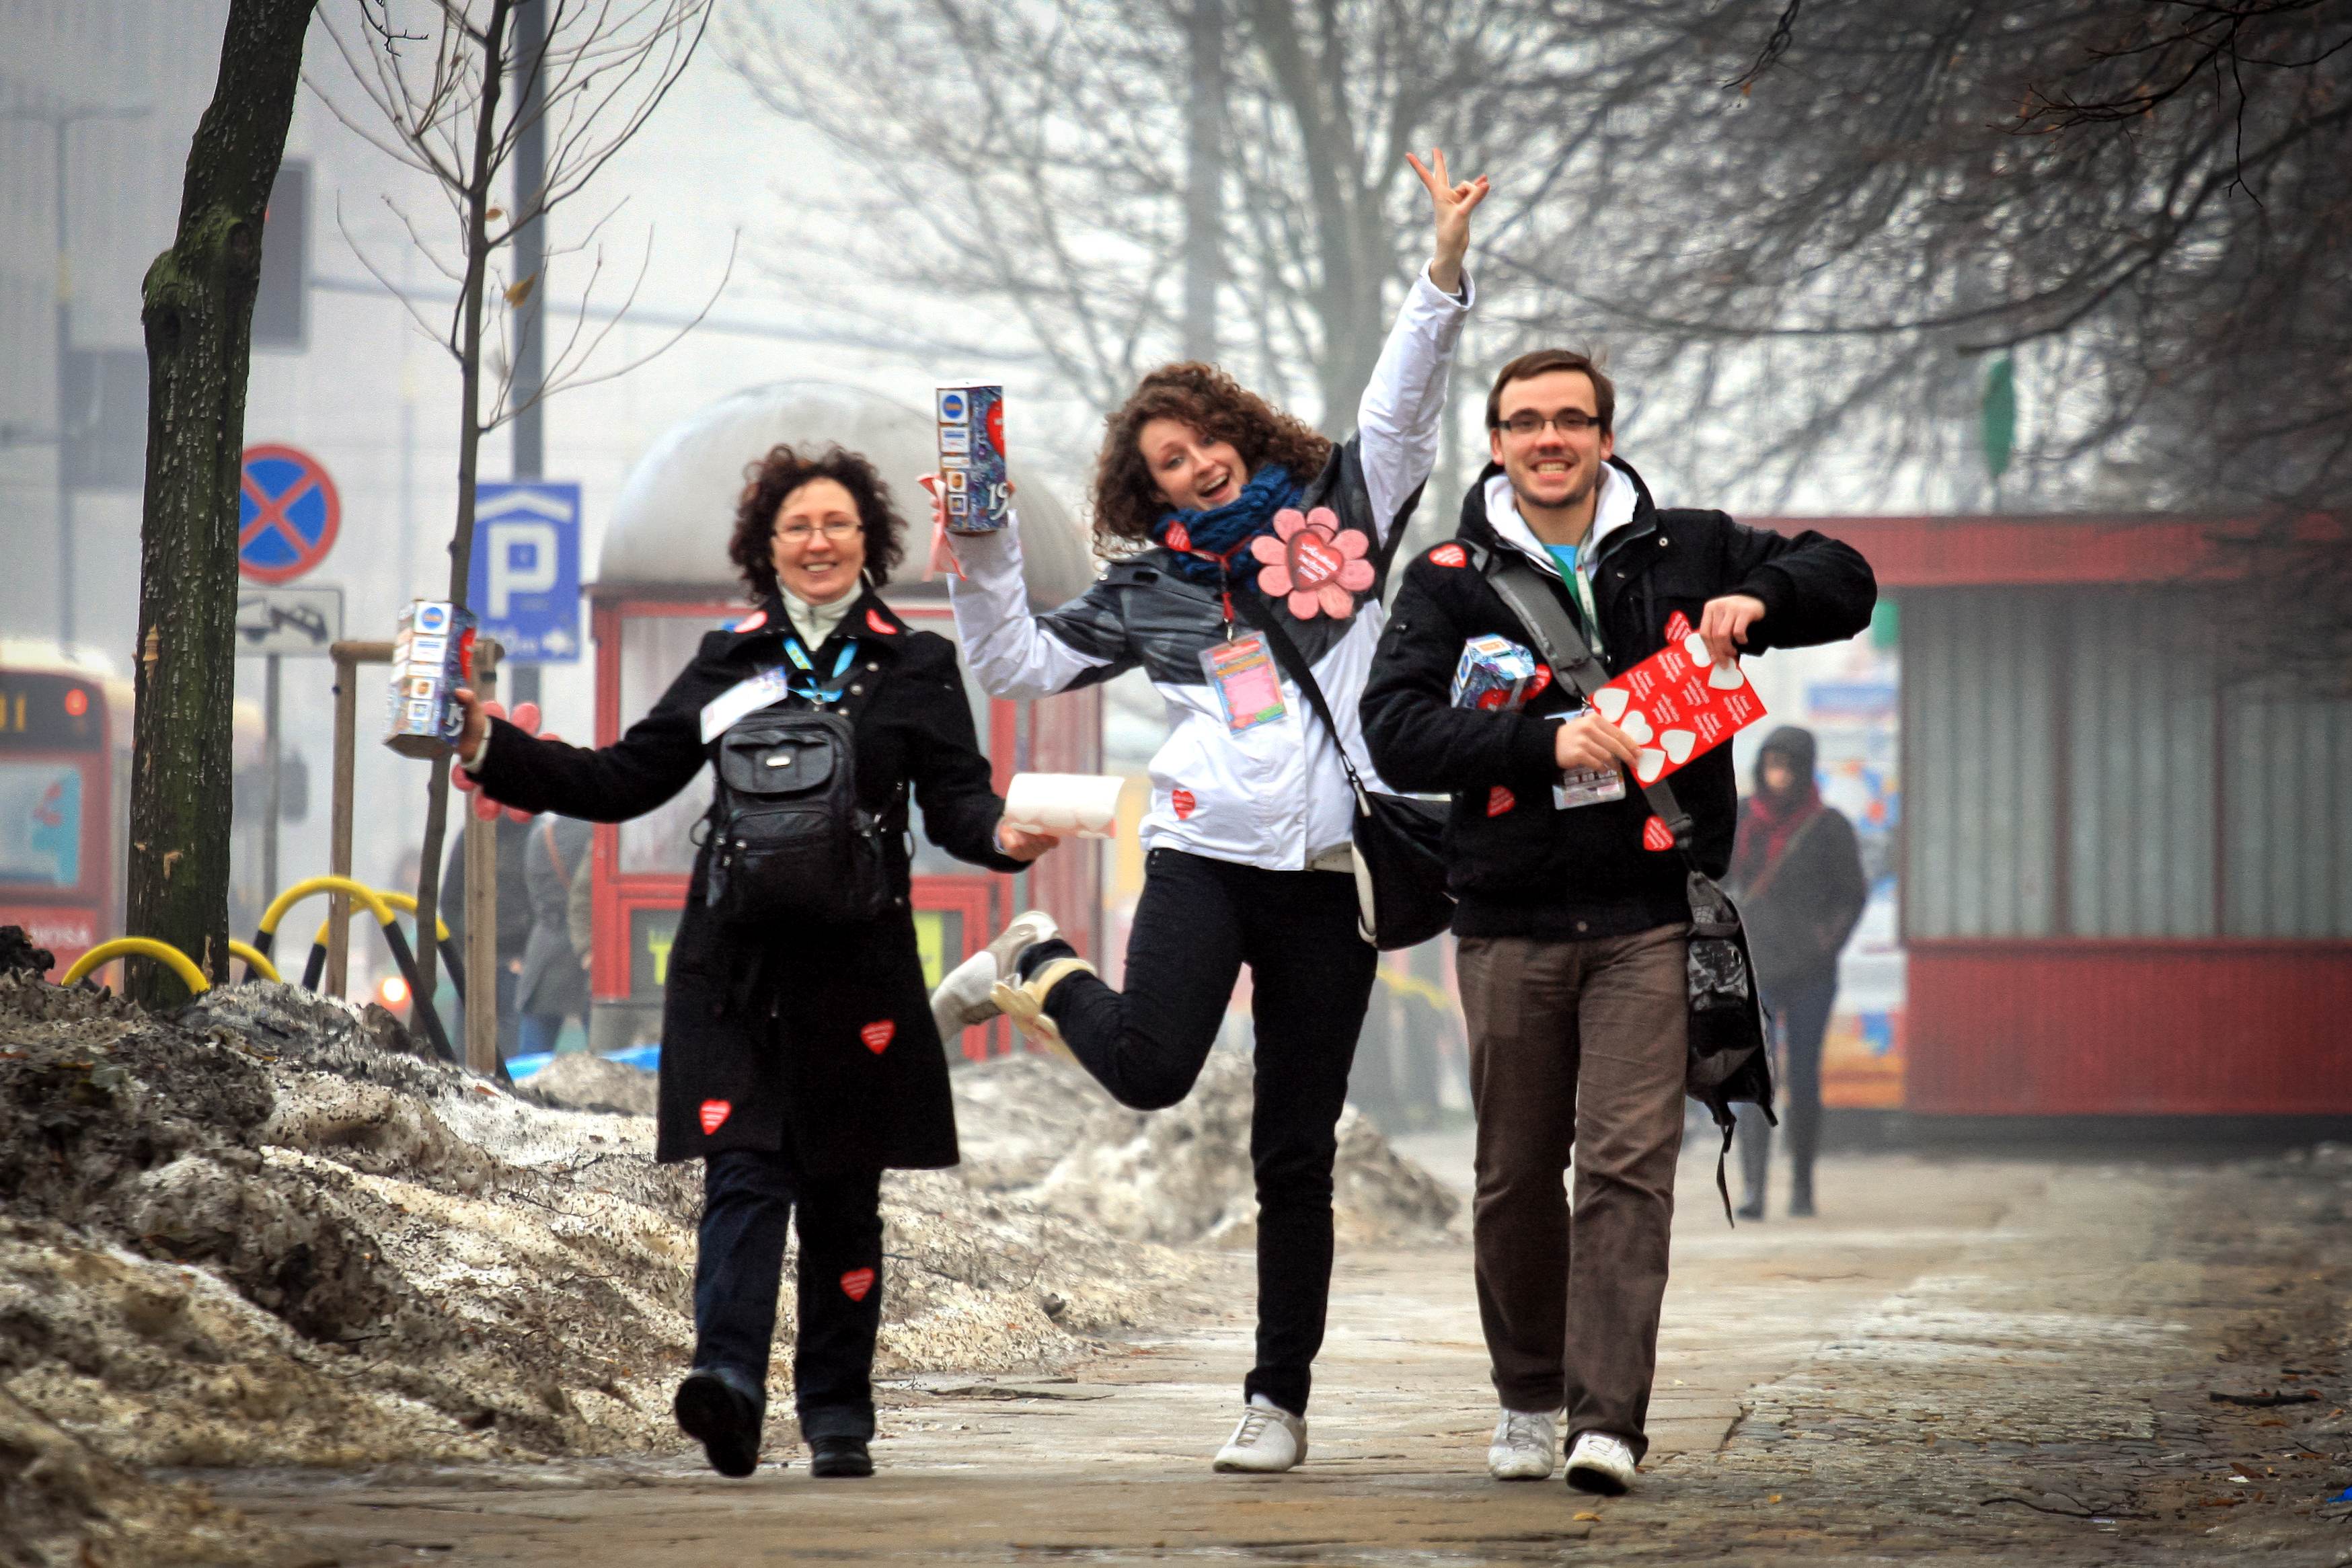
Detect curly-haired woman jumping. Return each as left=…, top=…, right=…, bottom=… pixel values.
left=926, top=150, right=1486, bottom=1473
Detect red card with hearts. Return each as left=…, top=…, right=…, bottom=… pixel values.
left=1592, top=633, right=1767, bottom=788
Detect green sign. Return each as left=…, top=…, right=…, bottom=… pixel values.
left=1981, top=355, right=2016, bottom=485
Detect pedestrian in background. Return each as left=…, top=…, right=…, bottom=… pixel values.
left=1726, top=725, right=1868, bottom=1220
left=518, top=814, right=595, bottom=1057
left=439, top=814, right=534, bottom=1062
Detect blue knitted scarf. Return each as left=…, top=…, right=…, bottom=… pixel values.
left=1148, top=465, right=1301, bottom=585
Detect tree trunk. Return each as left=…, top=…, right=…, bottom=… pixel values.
left=410, top=0, right=515, bottom=1011
left=127, top=0, right=315, bottom=1007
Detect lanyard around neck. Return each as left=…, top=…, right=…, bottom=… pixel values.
left=782, top=637, right=859, bottom=705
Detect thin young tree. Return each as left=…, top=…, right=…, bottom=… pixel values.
left=315, top=0, right=716, bottom=1018
left=126, top=0, right=318, bottom=1007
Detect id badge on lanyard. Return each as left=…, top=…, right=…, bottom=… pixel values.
left=1199, top=634, right=1288, bottom=735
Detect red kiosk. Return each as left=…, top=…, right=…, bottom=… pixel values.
left=585, top=384, right=1103, bottom=1060
left=1784, top=512, right=2352, bottom=1120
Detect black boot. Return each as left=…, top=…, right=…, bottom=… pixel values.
left=675, top=1366, right=765, bottom=1478
left=808, top=1434, right=874, bottom=1478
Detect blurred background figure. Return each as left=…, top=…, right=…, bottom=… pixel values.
left=440, top=816, right=535, bottom=1064
left=519, top=814, right=595, bottom=1057
left=1729, top=726, right=1867, bottom=1219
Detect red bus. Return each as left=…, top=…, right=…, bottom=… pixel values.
left=0, top=662, right=122, bottom=971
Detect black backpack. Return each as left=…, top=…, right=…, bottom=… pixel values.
left=703, top=709, right=890, bottom=926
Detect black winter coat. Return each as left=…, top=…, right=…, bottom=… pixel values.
left=468, top=588, right=1023, bottom=1170
left=1359, top=459, right=1877, bottom=939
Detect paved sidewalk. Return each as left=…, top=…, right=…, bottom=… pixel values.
left=221, top=1146, right=2352, bottom=1564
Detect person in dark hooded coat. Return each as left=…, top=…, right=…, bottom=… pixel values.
left=1725, top=725, right=1868, bottom=1218
left=445, top=444, right=1057, bottom=1481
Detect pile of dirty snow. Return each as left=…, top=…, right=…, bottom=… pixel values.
left=952, top=1048, right=1462, bottom=1248
left=0, top=977, right=1204, bottom=1479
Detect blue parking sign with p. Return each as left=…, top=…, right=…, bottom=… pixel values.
left=468, top=482, right=582, bottom=663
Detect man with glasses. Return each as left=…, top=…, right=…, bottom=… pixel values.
left=1360, top=349, right=1874, bottom=1495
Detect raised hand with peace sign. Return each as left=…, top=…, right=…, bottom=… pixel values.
left=1407, top=147, right=1489, bottom=297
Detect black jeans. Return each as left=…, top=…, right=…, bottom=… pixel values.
left=693, top=1142, right=884, bottom=1442
left=1045, top=847, right=1377, bottom=1417
left=1737, top=970, right=1838, bottom=1203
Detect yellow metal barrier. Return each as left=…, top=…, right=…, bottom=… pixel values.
left=302, top=890, right=461, bottom=1000
left=252, top=876, right=457, bottom=1066
left=60, top=937, right=209, bottom=996
left=227, top=940, right=282, bottom=984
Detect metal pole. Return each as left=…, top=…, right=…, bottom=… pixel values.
left=465, top=643, right=502, bottom=1076
left=55, top=120, right=73, bottom=648
left=326, top=641, right=393, bottom=993
left=328, top=646, right=359, bottom=995
left=509, top=0, right=547, bottom=714
left=262, top=652, right=282, bottom=900
left=1181, top=0, right=1224, bottom=363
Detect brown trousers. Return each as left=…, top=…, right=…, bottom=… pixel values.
left=1457, top=923, right=1688, bottom=1460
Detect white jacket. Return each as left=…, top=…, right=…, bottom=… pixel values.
left=947, top=269, right=1473, bottom=871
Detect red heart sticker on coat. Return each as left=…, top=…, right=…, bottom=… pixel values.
left=1429, top=543, right=1468, bottom=568
left=865, top=609, right=895, bottom=635
left=860, top=1019, right=896, bottom=1054
left=1527, top=665, right=1552, bottom=698
left=698, top=1099, right=732, bottom=1134
left=732, top=610, right=767, bottom=633
left=1171, top=787, right=1196, bottom=819
left=1164, top=520, right=1192, bottom=552
left=1664, top=610, right=1694, bottom=640
left=839, top=1267, right=876, bottom=1302
left=1642, top=816, right=1676, bottom=852
left=1487, top=786, right=1515, bottom=817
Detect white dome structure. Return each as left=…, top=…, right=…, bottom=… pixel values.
left=597, top=381, right=1094, bottom=607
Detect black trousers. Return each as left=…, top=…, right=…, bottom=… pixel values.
left=1737, top=970, right=1838, bottom=1202
left=692, top=1142, right=884, bottom=1442
left=1044, top=847, right=1377, bottom=1417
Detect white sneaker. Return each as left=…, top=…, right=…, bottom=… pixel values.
left=1212, top=1399, right=1306, bottom=1473
left=1564, top=1430, right=1638, bottom=1495
left=1487, top=1408, right=1557, bottom=1480
left=929, top=909, right=1058, bottom=1040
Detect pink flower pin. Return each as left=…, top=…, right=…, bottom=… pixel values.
left=1251, top=506, right=1373, bottom=619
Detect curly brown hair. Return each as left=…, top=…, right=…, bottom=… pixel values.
left=728, top=443, right=906, bottom=602
left=1090, top=363, right=1333, bottom=553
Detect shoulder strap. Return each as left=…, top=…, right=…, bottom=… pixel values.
left=1472, top=543, right=1699, bottom=859
left=539, top=817, right=573, bottom=893
left=1224, top=590, right=1369, bottom=802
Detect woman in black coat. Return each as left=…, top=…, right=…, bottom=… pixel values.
left=448, top=444, right=1056, bottom=1481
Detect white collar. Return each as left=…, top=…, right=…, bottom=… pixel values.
left=1482, top=462, right=1638, bottom=580
left=782, top=584, right=858, bottom=651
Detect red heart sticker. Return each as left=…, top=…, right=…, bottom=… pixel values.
left=1429, top=543, right=1468, bottom=568
left=1171, top=787, right=1196, bottom=819
left=839, top=1267, right=876, bottom=1302
left=865, top=609, right=895, bottom=635
left=1487, top=786, right=1515, bottom=817
left=1291, top=534, right=1344, bottom=586
left=732, top=610, right=767, bottom=633
left=1527, top=666, right=1553, bottom=698
left=860, top=1019, right=896, bottom=1054
left=698, top=1099, right=732, bottom=1134
left=1642, top=816, right=1676, bottom=852
left=1164, top=520, right=1192, bottom=552
left=1664, top=610, right=1694, bottom=641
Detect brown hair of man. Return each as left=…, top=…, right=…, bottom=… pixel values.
left=728, top=442, right=907, bottom=602
left=1090, top=362, right=1334, bottom=554
left=1485, top=348, right=1616, bottom=434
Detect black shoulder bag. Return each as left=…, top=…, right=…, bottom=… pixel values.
left=1226, top=593, right=1455, bottom=950
left=704, top=691, right=891, bottom=928
left=1472, top=545, right=1774, bottom=1222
